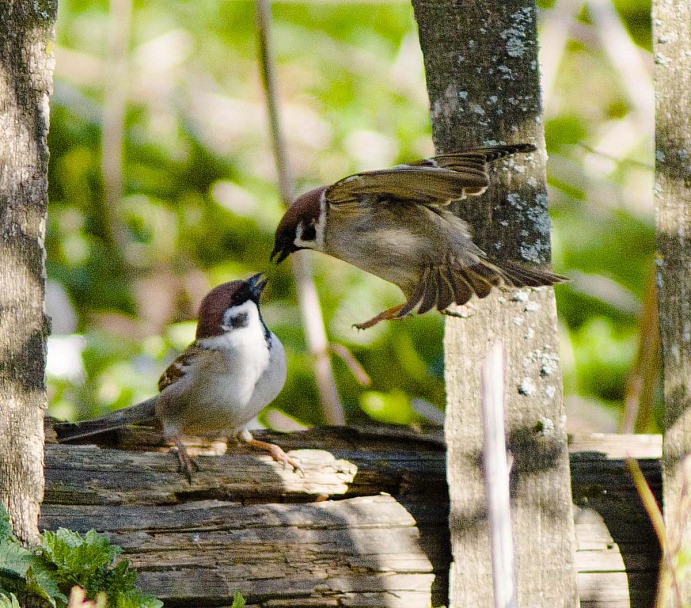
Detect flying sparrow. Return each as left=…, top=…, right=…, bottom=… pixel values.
left=271, top=143, right=566, bottom=329
left=55, top=273, right=299, bottom=479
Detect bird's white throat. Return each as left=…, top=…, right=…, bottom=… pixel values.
left=197, top=298, right=284, bottom=410
left=202, top=300, right=268, bottom=354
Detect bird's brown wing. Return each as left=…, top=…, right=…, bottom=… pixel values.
left=325, top=144, right=536, bottom=208
left=325, top=167, right=487, bottom=208
left=158, top=342, right=208, bottom=392
left=55, top=341, right=213, bottom=443
left=416, top=144, right=536, bottom=172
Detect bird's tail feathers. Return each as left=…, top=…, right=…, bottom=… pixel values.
left=397, top=258, right=567, bottom=317
left=493, top=259, right=568, bottom=288
left=54, top=397, right=159, bottom=442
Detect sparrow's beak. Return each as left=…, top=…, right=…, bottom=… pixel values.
left=248, top=272, right=268, bottom=298
left=270, top=245, right=290, bottom=265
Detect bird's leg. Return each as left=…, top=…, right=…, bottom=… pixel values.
left=353, top=305, right=405, bottom=330
left=170, top=434, right=199, bottom=482
left=237, top=429, right=303, bottom=475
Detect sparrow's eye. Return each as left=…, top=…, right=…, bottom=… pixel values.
left=227, top=312, right=248, bottom=329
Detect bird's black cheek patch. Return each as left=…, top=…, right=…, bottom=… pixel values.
left=302, top=222, right=317, bottom=242
left=229, top=312, right=249, bottom=329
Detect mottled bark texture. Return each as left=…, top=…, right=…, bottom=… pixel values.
left=410, top=1, right=578, bottom=606
left=0, top=0, right=56, bottom=545
left=654, top=0, right=691, bottom=604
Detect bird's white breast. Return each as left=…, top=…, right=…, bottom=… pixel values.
left=161, top=301, right=286, bottom=436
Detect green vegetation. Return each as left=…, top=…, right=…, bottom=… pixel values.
left=47, top=0, right=657, bottom=432
left=0, top=506, right=161, bottom=608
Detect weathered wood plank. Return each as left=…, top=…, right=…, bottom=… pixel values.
left=42, top=427, right=661, bottom=607
left=569, top=434, right=661, bottom=460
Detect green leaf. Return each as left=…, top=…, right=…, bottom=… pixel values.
left=0, top=512, right=160, bottom=608
left=39, top=528, right=161, bottom=607
left=0, top=507, right=15, bottom=544
left=230, top=591, right=246, bottom=608
left=41, top=527, right=120, bottom=584
left=0, top=593, right=21, bottom=608
left=25, top=561, right=66, bottom=607
left=110, top=588, right=163, bottom=608
left=0, top=540, right=34, bottom=579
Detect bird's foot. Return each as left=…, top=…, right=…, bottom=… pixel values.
left=442, top=303, right=476, bottom=319
left=258, top=440, right=304, bottom=476
left=239, top=431, right=304, bottom=476
left=353, top=305, right=405, bottom=330
left=171, top=435, right=199, bottom=483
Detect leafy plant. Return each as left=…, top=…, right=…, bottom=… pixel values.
left=0, top=594, right=21, bottom=608
left=0, top=505, right=161, bottom=608
left=230, top=591, right=246, bottom=608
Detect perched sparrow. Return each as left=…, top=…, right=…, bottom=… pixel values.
left=55, top=273, right=299, bottom=479
left=271, top=144, right=566, bottom=329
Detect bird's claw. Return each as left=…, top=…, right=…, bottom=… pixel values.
left=267, top=443, right=304, bottom=476
left=172, top=436, right=199, bottom=483
left=242, top=434, right=304, bottom=476
left=353, top=305, right=406, bottom=330
left=175, top=450, right=199, bottom=483
left=352, top=320, right=377, bottom=331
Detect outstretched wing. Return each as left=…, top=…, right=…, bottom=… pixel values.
left=325, top=144, right=536, bottom=208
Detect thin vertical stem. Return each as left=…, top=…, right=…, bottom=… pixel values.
left=621, top=263, right=660, bottom=433
left=255, top=0, right=345, bottom=425
left=481, top=342, right=517, bottom=608
left=101, top=0, right=132, bottom=250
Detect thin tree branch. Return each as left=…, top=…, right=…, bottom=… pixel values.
left=481, top=342, right=517, bottom=608
left=330, top=343, right=371, bottom=386
left=255, top=0, right=345, bottom=425
left=621, top=264, right=660, bottom=433
left=101, top=0, right=132, bottom=250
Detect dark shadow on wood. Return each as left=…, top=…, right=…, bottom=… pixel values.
left=571, top=451, right=661, bottom=608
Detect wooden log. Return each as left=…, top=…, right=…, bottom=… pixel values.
left=42, top=425, right=661, bottom=607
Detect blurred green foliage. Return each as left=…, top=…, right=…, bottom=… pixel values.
left=46, top=0, right=657, bottom=432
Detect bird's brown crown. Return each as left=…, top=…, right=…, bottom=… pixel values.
left=195, top=273, right=267, bottom=338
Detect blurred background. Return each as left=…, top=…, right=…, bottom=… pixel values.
left=46, top=0, right=657, bottom=434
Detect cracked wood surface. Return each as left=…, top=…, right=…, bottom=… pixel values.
left=43, top=425, right=661, bottom=607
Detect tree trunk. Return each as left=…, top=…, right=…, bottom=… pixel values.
left=0, top=0, right=56, bottom=545
left=410, top=1, right=579, bottom=606
left=654, top=0, right=691, bottom=604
